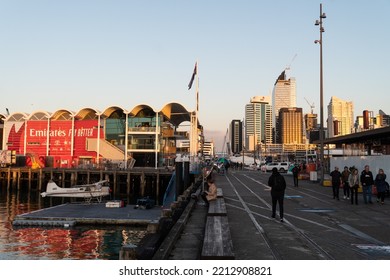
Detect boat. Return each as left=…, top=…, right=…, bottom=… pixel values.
left=41, top=180, right=110, bottom=203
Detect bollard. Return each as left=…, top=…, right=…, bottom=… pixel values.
left=175, top=155, right=184, bottom=198
left=119, top=244, right=138, bottom=260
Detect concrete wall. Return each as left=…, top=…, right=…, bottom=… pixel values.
left=331, top=155, right=390, bottom=175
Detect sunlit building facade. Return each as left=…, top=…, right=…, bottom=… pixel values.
left=272, top=71, right=296, bottom=143
left=245, top=96, right=273, bottom=151
left=327, top=96, right=354, bottom=137
left=278, top=107, right=304, bottom=144
left=1, top=103, right=195, bottom=168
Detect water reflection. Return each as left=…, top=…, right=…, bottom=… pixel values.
left=0, top=185, right=146, bottom=260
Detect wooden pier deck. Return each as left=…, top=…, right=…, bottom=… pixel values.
left=12, top=202, right=161, bottom=227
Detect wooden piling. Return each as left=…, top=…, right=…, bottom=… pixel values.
left=38, top=169, right=44, bottom=191
left=0, top=167, right=173, bottom=205
left=28, top=169, right=32, bottom=191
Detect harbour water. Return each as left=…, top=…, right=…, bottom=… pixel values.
left=0, top=184, right=146, bottom=260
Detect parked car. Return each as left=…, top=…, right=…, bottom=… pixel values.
left=265, top=162, right=290, bottom=173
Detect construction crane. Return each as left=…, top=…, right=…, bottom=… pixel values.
left=285, top=53, right=297, bottom=72
left=304, top=97, right=315, bottom=114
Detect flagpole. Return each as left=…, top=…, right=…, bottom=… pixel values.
left=195, top=59, right=199, bottom=158
left=188, top=60, right=199, bottom=162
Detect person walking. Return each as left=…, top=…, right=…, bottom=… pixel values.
left=374, top=168, right=387, bottom=205
left=330, top=166, right=342, bottom=200
left=268, top=167, right=287, bottom=222
left=360, top=165, right=374, bottom=204
left=341, top=166, right=351, bottom=200
left=348, top=168, right=360, bottom=205
left=292, top=164, right=300, bottom=187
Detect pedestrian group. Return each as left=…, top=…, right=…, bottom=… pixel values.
left=330, top=164, right=389, bottom=205
left=268, top=164, right=389, bottom=223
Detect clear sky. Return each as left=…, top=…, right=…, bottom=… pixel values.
left=1, top=0, right=389, bottom=152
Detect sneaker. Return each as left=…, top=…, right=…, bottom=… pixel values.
left=280, top=219, right=284, bottom=222
left=343, top=196, right=346, bottom=199
left=347, top=197, right=350, bottom=200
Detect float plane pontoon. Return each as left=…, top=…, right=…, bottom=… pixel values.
left=41, top=180, right=110, bottom=203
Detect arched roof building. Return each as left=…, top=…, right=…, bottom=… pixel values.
left=1, top=102, right=198, bottom=169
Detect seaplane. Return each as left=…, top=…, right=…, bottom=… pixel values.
left=41, top=180, right=111, bottom=203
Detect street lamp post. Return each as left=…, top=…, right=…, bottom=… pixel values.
left=315, top=3, right=326, bottom=185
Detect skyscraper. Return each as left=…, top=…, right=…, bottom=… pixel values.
left=230, top=119, right=242, bottom=155
left=272, top=71, right=296, bottom=143
left=327, top=96, right=354, bottom=137
left=245, top=96, right=273, bottom=151
left=278, top=107, right=304, bottom=144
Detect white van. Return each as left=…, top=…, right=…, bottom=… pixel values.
left=265, top=162, right=290, bottom=173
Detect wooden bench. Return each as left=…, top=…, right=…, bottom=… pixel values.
left=201, top=216, right=234, bottom=259
left=208, top=197, right=227, bottom=216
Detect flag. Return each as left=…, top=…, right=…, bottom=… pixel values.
left=188, top=62, right=197, bottom=90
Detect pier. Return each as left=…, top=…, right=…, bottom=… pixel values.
left=0, top=167, right=174, bottom=205
left=146, top=170, right=390, bottom=260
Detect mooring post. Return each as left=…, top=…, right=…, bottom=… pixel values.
left=12, top=170, right=17, bottom=189
left=183, top=155, right=190, bottom=189
left=141, top=171, right=146, bottom=197
left=28, top=168, right=32, bottom=191
left=113, top=171, right=118, bottom=196
left=175, top=155, right=184, bottom=198
left=127, top=171, right=131, bottom=198
left=7, top=168, right=11, bottom=190
left=87, top=170, right=90, bottom=184
left=62, top=170, right=65, bottom=187
left=156, top=171, right=160, bottom=206
left=38, top=168, right=43, bottom=191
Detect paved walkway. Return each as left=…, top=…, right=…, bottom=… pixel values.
left=168, top=170, right=390, bottom=260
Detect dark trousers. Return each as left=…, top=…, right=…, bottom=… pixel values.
left=343, top=182, right=350, bottom=197
left=271, top=195, right=284, bottom=219
left=362, top=185, right=372, bottom=204
left=293, top=175, right=298, bottom=187
left=350, top=187, right=358, bottom=204
left=377, top=192, right=385, bottom=203
left=332, top=183, right=340, bottom=199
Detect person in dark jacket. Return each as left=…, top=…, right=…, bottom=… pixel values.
left=360, top=165, right=374, bottom=204
left=292, top=164, right=300, bottom=187
left=341, top=166, right=351, bottom=200
left=330, top=166, right=342, bottom=200
left=374, top=168, right=387, bottom=205
left=268, top=167, right=287, bottom=222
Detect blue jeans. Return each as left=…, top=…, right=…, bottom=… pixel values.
left=362, top=185, right=372, bottom=203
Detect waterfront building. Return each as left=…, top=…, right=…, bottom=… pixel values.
left=354, top=110, right=390, bottom=133
left=1, top=103, right=199, bottom=168
left=304, top=113, right=318, bottom=143
left=245, top=96, right=273, bottom=151
left=278, top=107, right=304, bottom=144
left=272, top=71, right=296, bottom=142
left=202, top=141, right=215, bottom=160
left=379, top=110, right=390, bottom=126
left=230, top=120, right=242, bottom=155
left=327, top=96, right=354, bottom=137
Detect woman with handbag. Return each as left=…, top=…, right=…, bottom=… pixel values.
left=348, top=168, right=360, bottom=205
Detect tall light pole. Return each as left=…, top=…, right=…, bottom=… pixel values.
left=315, top=3, right=326, bottom=184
